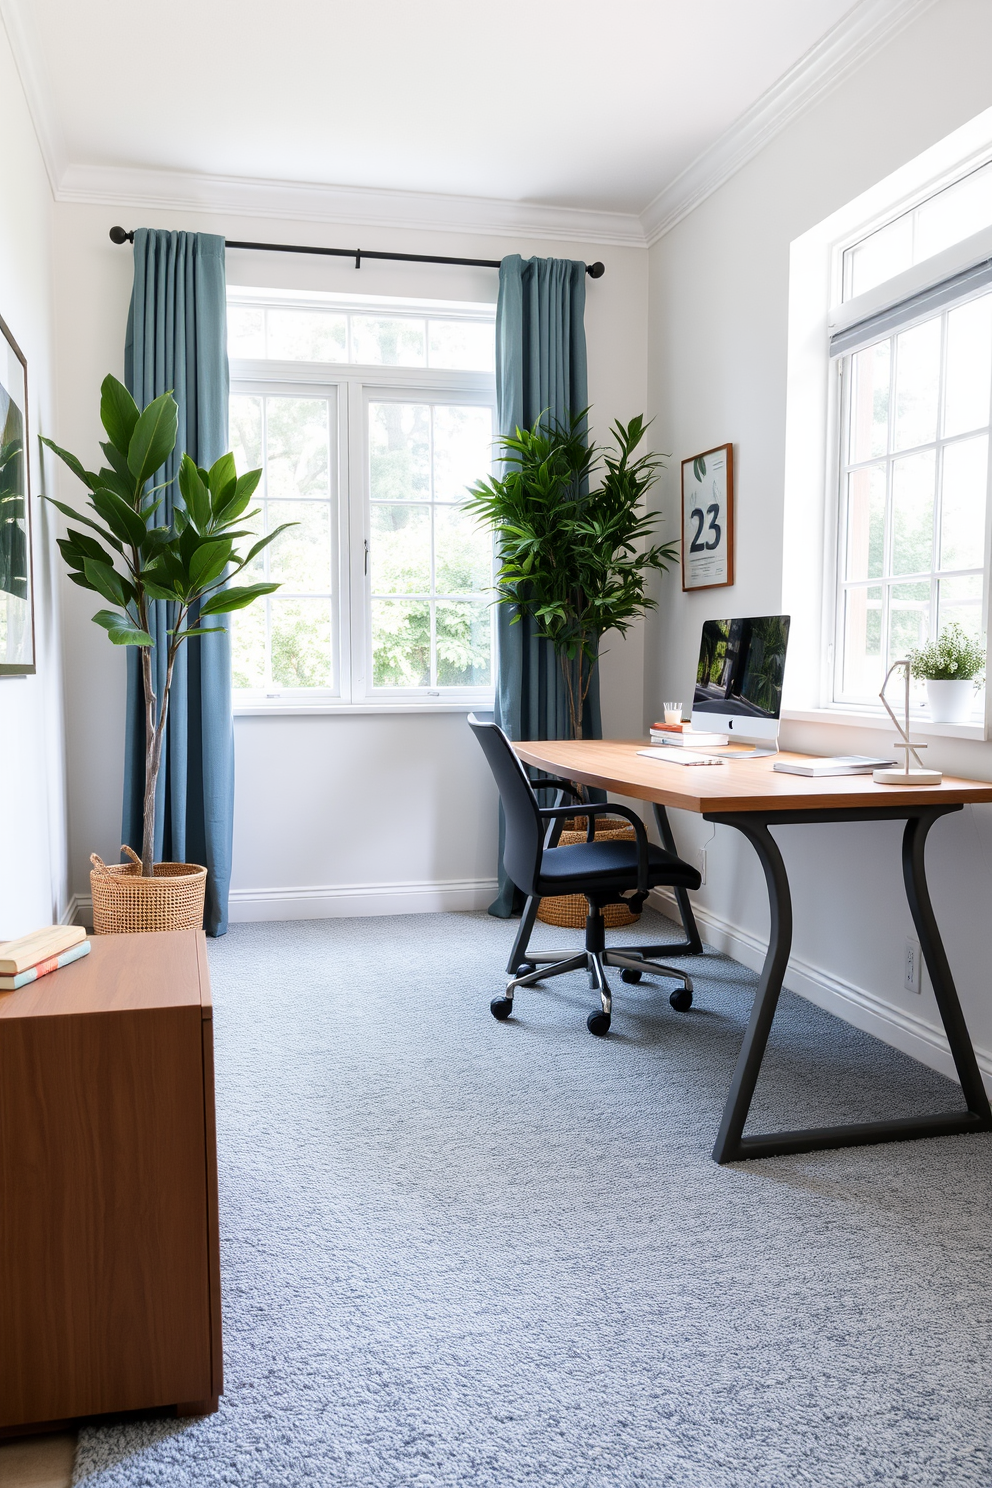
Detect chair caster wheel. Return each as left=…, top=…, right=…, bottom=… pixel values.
left=514, top=962, right=536, bottom=978
left=620, top=967, right=642, bottom=984
left=491, top=997, right=514, bottom=1021
left=669, top=987, right=693, bottom=1012
left=587, top=1010, right=611, bottom=1036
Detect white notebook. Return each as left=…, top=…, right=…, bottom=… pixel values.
left=636, top=749, right=725, bottom=768
left=773, top=755, right=895, bottom=777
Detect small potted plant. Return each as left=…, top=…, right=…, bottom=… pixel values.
left=43, top=375, right=291, bottom=931
left=909, top=622, right=985, bottom=724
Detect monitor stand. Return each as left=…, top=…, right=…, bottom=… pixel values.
left=707, top=733, right=780, bottom=760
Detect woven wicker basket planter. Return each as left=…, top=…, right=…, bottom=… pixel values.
left=537, top=817, right=641, bottom=929
left=90, top=846, right=207, bottom=935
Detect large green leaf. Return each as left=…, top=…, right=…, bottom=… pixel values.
left=100, top=375, right=140, bottom=455
left=241, top=522, right=297, bottom=567
left=100, top=440, right=134, bottom=487
left=199, top=582, right=279, bottom=616
left=207, top=452, right=237, bottom=510
left=189, top=538, right=233, bottom=589
left=126, top=391, right=178, bottom=484
left=90, top=487, right=147, bottom=548
left=178, top=453, right=211, bottom=529
left=92, top=609, right=153, bottom=646
left=39, top=436, right=99, bottom=491
left=42, top=496, right=123, bottom=552
left=82, top=557, right=128, bottom=606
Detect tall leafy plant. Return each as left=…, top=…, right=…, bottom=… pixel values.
left=42, top=374, right=291, bottom=876
left=464, top=412, right=677, bottom=738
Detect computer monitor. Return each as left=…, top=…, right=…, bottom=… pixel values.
left=691, top=615, right=791, bottom=746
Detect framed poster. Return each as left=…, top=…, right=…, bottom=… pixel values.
left=0, top=312, right=33, bottom=675
left=681, top=443, right=734, bottom=592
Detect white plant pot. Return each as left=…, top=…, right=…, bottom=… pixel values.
left=925, top=678, right=975, bottom=724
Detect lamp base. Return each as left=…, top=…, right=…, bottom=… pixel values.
left=873, top=766, right=943, bottom=785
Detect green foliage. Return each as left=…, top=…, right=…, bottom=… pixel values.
left=464, top=410, right=676, bottom=736
left=0, top=396, right=27, bottom=601
left=909, top=621, right=986, bottom=682
left=43, top=373, right=295, bottom=873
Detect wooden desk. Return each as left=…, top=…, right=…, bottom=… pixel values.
left=514, top=740, right=992, bottom=1163
left=0, top=930, right=222, bottom=1431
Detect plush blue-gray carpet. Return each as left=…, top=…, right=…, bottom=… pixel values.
left=73, top=911, right=992, bottom=1487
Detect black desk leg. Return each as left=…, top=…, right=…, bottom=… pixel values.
left=711, top=807, right=992, bottom=1164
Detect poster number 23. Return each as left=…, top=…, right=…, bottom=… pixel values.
left=681, top=444, right=734, bottom=591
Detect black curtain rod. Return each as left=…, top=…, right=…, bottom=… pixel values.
left=108, top=226, right=606, bottom=277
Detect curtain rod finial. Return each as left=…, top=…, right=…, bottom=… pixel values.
left=587, top=261, right=605, bottom=279
left=109, top=226, right=134, bottom=245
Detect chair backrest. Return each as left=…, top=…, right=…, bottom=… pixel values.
left=468, top=714, right=544, bottom=896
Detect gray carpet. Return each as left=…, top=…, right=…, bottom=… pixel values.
left=73, top=910, right=992, bottom=1487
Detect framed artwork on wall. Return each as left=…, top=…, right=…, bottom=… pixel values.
left=681, top=443, right=734, bottom=592
left=0, top=313, right=33, bottom=675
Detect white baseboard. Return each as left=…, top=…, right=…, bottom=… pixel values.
left=650, top=888, right=992, bottom=1093
left=227, top=877, right=499, bottom=921
left=63, top=893, right=90, bottom=928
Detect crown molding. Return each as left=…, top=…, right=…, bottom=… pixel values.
left=640, top=0, right=941, bottom=245
left=54, top=162, right=647, bottom=249
left=0, top=0, right=68, bottom=192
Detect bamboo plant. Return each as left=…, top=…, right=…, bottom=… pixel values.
left=42, top=374, right=291, bottom=876
left=464, top=412, right=677, bottom=738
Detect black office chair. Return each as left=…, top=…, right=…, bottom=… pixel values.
left=469, top=714, right=702, bottom=1035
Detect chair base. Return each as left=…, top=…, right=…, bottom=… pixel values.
left=499, top=939, right=693, bottom=1035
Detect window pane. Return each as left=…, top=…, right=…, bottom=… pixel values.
left=889, top=579, right=931, bottom=659
left=370, top=504, right=430, bottom=594
left=915, top=164, right=992, bottom=262
left=939, top=435, right=988, bottom=571
left=943, top=295, right=992, bottom=438
left=428, top=320, right=495, bottom=371
left=264, top=398, right=330, bottom=499
left=435, top=505, right=492, bottom=595
left=228, top=308, right=265, bottom=359
left=845, top=464, right=885, bottom=579
left=351, top=317, right=425, bottom=366
left=230, top=395, right=263, bottom=470
left=231, top=599, right=266, bottom=688
left=844, top=215, right=914, bottom=300
left=369, top=402, right=430, bottom=500
left=894, top=319, right=940, bottom=451
left=265, top=500, right=332, bottom=592
left=849, top=341, right=890, bottom=463
left=436, top=601, right=491, bottom=686
left=371, top=599, right=430, bottom=686
left=938, top=573, right=983, bottom=638
left=433, top=404, right=493, bottom=501
left=841, top=586, right=883, bottom=696
left=270, top=598, right=333, bottom=688
left=891, top=450, right=935, bottom=574
left=266, top=310, right=346, bottom=363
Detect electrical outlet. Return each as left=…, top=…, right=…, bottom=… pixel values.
left=698, top=848, right=707, bottom=886
left=904, top=938, right=922, bottom=994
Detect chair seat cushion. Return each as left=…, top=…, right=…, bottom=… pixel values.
left=537, top=839, right=701, bottom=895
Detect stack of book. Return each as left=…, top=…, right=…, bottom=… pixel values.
left=649, top=721, right=729, bottom=747
left=0, top=925, right=91, bottom=991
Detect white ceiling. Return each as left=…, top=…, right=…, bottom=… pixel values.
left=16, top=1, right=862, bottom=210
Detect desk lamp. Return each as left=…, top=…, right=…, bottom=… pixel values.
left=873, top=658, right=942, bottom=785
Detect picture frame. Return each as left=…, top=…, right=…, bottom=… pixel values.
left=0, top=312, right=34, bottom=676
left=681, top=443, right=734, bottom=592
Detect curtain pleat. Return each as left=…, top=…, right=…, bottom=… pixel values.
left=121, top=229, right=233, bottom=936
left=489, top=254, right=600, bottom=917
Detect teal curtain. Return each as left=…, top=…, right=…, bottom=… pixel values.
left=489, top=254, right=601, bottom=917
left=122, top=229, right=233, bottom=936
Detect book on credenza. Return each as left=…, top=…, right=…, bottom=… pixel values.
left=0, top=940, right=91, bottom=990
left=0, top=923, right=86, bottom=976
left=649, top=729, right=729, bottom=747
left=772, top=755, right=896, bottom=777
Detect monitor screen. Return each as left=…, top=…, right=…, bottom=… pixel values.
left=692, top=615, right=791, bottom=722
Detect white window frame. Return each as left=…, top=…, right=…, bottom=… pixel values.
left=230, top=356, right=497, bottom=715
left=782, top=108, right=992, bottom=743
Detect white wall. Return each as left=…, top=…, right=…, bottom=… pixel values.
left=647, top=0, right=992, bottom=1087
left=52, top=202, right=649, bottom=916
left=0, top=18, right=67, bottom=936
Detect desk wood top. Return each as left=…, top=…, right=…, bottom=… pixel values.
left=0, top=929, right=210, bottom=1022
left=515, top=739, right=992, bottom=815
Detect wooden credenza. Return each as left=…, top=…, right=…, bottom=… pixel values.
left=0, top=930, right=222, bottom=1430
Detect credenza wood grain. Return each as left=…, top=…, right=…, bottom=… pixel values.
left=0, top=931, right=221, bottom=1429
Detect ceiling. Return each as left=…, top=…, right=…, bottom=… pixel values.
left=3, top=0, right=927, bottom=237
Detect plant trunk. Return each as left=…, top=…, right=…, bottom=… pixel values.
left=140, top=642, right=177, bottom=877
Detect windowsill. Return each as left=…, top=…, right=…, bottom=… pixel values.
left=233, top=697, right=494, bottom=717
left=782, top=706, right=987, bottom=742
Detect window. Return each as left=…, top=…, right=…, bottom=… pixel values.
left=832, top=255, right=992, bottom=715
left=227, top=289, right=496, bottom=706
